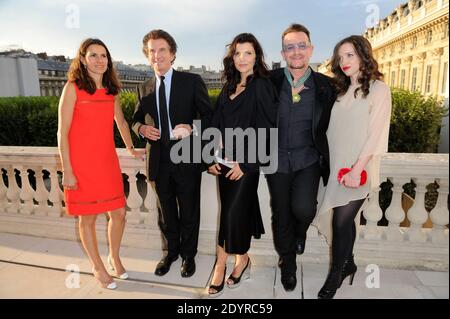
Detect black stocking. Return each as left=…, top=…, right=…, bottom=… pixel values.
left=331, top=198, right=366, bottom=269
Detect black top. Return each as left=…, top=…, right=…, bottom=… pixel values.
left=269, top=68, right=336, bottom=185
left=277, top=73, right=320, bottom=173
left=209, top=77, right=278, bottom=173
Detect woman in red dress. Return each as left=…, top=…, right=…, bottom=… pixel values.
left=57, top=38, right=144, bottom=289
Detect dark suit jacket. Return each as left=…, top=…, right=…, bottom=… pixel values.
left=132, top=70, right=213, bottom=181
left=269, top=68, right=336, bottom=185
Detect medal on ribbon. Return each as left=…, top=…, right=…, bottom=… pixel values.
left=284, top=67, right=311, bottom=104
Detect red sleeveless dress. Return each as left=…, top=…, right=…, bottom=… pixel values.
left=64, top=84, right=126, bottom=215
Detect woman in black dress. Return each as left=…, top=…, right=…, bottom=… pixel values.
left=207, top=33, right=277, bottom=297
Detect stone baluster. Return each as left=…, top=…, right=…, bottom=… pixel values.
left=124, top=168, right=142, bottom=224
left=6, top=166, right=21, bottom=214
left=429, top=179, right=449, bottom=244
left=362, top=186, right=383, bottom=240
left=143, top=176, right=158, bottom=227
left=0, top=168, right=9, bottom=213
left=384, top=177, right=409, bottom=241
left=33, top=167, right=49, bottom=216
left=406, top=178, right=432, bottom=242
left=18, top=167, right=35, bottom=215
left=47, top=167, right=63, bottom=218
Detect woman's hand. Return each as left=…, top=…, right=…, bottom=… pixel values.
left=225, top=162, right=244, bottom=181
left=340, top=170, right=361, bottom=188
left=208, top=163, right=222, bottom=176
left=62, top=170, right=78, bottom=190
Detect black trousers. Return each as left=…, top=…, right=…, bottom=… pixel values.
left=154, top=151, right=201, bottom=260
left=266, top=161, right=321, bottom=273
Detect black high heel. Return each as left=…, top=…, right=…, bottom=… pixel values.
left=227, top=258, right=251, bottom=289
left=340, top=255, right=357, bottom=287
left=317, top=267, right=342, bottom=299
left=208, top=266, right=227, bottom=298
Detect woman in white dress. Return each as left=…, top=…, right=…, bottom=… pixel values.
left=315, top=35, right=392, bottom=299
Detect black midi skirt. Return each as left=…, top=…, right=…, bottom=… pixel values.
left=217, top=171, right=265, bottom=254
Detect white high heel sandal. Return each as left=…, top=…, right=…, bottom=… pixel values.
left=107, top=256, right=129, bottom=280
left=92, top=268, right=117, bottom=290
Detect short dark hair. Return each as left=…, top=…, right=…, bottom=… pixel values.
left=142, top=29, right=177, bottom=58
left=281, top=23, right=311, bottom=44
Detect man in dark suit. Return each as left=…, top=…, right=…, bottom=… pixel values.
left=132, top=29, right=213, bottom=278
left=267, top=24, right=336, bottom=291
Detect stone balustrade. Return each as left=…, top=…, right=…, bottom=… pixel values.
left=0, top=147, right=448, bottom=270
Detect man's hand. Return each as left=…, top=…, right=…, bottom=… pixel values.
left=172, top=124, right=192, bottom=139
left=139, top=125, right=160, bottom=141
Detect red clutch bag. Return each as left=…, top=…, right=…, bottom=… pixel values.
left=337, top=168, right=367, bottom=186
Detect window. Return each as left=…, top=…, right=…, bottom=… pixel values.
left=442, top=62, right=448, bottom=94
left=426, top=30, right=433, bottom=44
left=411, top=36, right=417, bottom=49
left=400, top=69, right=406, bottom=89
left=425, top=65, right=432, bottom=93
left=401, top=41, right=405, bottom=51
left=391, top=71, right=396, bottom=87
left=411, top=67, right=418, bottom=91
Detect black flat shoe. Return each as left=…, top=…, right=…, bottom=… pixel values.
left=208, top=266, right=227, bottom=298
left=154, top=255, right=178, bottom=276
left=181, top=258, right=196, bottom=278
left=281, top=273, right=297, bottom=292
left=227, top=258, right=251, bottom=289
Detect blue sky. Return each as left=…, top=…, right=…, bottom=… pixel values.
left=0, top=0, right=404, bottom=70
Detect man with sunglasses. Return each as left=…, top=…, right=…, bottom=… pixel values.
left=267, top=24, right=336, bottom=292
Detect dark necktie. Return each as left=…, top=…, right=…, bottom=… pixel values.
left=159, top=76, right=170, bottom=146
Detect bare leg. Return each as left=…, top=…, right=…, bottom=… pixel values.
left=209, top=245, right=228, bottom=294
left=78, top=214, right=114, bottom=286
left=107, top=207, right=127, bottom=275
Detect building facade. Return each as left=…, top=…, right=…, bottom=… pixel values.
left=364, top=0, right=448, bottom=98
left=177, top=65, right=223, bottom=90
left=0, top=57, right=40, bottom=97
left=38, top=60, right=153, bottom=96
left=0, top=50, right=153, bottom=97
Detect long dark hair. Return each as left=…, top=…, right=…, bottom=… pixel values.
left=222, top=33, right=269, bottom=97
left=68, top=38, right=121, bottom=95
left=330, top=35, right=383, bottom=98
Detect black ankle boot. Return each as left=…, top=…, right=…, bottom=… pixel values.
left=340, top=255, right=357, bottom=288
left=318, top=267, right=342, bottom=299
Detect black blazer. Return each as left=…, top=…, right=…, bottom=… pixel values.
left=132, top=70, right=213, bottom=181
left=269, top=68, right=336, bottom=185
